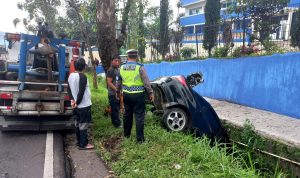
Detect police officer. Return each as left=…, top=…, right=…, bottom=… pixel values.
left=119, top=49, right=154, bottom=143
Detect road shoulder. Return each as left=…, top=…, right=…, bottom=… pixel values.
left=64, top=132, right=111, bottom=178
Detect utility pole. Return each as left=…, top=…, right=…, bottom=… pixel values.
left=195, top=31, right=199, bottom=57
left=242, top=14, right=246, bottom=49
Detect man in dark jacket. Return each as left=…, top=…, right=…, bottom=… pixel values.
left=106, top=55, right=122, bottom=128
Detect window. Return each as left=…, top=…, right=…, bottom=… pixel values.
left=235, top=21, right=241, bottom=30
left=195, top=25, right=204, bottom=34
left=221, top=0, right=237, bottom=9
left=184, top=26, right=194, bottom=34
left=189, top=7, right=202, bottom=15
left=234, top=19, right=251, bottom=31
left=222, top=2, right=227, bottom=8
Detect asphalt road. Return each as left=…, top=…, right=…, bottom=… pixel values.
left=0, top=131, right=66, bottom=178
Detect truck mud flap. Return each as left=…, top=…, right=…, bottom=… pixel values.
left=0, top=116, right=74, bottom=131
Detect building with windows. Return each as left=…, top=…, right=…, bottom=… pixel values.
left=180, top=0, right=300, bottom=56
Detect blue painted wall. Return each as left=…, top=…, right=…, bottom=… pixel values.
left=96, top=65, right=105, bottom=74
left=144, top=53, right=300, bottom=119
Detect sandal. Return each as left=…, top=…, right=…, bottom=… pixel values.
left=79, top=143, right=94, bottom=150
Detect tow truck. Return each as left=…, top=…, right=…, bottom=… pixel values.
left=0, top=33, right=84, bottom=131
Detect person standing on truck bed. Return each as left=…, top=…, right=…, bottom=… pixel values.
left=68, top=58, right=94, bottom=150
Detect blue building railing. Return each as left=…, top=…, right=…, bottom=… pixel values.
left=289, top=0, right=300, bottom=7
left=180, top=14, right=205, bottom=26
left=180, top=0, right=299, bottom=26
left=180, top=11, right=239, bottom=27
left=181, top=0, right=199, bottom=7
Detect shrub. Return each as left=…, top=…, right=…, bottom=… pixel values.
left=232, top=47, right=242, bottom=58
left=180, top=47, right=196, bottom=59
left=232, top=45, right=260, bottom=58
left=241, top=45, right=260, bottom=55
left=263, top=38, right=284, bottom=55
left=213, top=47, right=229, bottom=58
left=165, top=53, right=178, bottom=61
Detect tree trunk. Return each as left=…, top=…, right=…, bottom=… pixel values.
left=116, top=0, right=133, bottom=49
left=96, top=0, right=119, bottom=72
left=86, top=38, right=98, bottom=89
left=137, top=0, right=145, bottom=59
left=67, top=0, right=98, bottom=89
left=160, top=0, right=169, bottom=60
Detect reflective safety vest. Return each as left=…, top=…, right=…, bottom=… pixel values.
left=120, top=62, right=144, bottom=94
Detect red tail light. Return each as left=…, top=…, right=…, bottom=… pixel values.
left=64, top=95, right=71, bottom=101
left=0, top=93, right=13, bottom=99
left=175, top=76, right=187, bottom=86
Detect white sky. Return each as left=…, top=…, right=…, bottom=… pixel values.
left=0, top=0, right=26, bottom=33
left=0, top=0, right=182, bottom=33
left=150, top=0, right=184, bottom=20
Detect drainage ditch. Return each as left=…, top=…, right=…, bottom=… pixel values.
left=223, top=121, right=300, bottom=177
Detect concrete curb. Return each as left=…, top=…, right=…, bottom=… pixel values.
left=64, top=133, right=111, bottom=178
left=53, top=132, right=67, bottom=178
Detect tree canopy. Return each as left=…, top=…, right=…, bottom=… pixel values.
left=240, top=0, right=289, bottom=45
left=291, top=10, right=300, bottom=49
left=203, top=0, right=221, bottom=57
left=159, top=0, right=170, bottom=59
left=15, top=0, right=62, bottom=34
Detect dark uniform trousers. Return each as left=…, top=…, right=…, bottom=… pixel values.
left=123, top=92, right=146, bottom=142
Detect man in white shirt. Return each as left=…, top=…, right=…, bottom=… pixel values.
left=68, top=58, right=94, bottom=150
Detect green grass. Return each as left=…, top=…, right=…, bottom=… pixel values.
left=224, top=121, right=300, bottom=177
left=87, top=74, right=275, bottom=178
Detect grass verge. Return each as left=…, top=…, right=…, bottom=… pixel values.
left=223, top=120, right=300, bottom=177
left=88, top=74, right=283, bottom=177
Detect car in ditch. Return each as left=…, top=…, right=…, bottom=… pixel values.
left=150, top=72, right=229, bottom=143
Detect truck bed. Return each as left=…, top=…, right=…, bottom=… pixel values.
left=0, top=80, right=74, bottom=131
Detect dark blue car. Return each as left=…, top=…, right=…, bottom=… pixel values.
left=150, top=73, right=229, bottom=143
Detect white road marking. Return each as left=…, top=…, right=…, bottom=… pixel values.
left=43, top=131, right=54, bottom=178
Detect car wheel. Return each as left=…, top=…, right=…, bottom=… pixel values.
left=163, top=108, right=191, bottom=132
left=153, top=87, right=163, bottom=110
